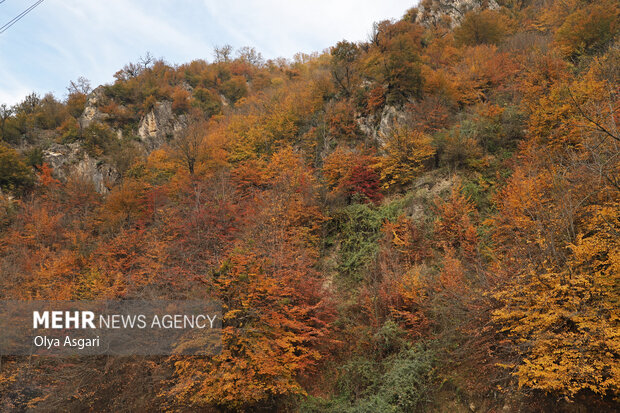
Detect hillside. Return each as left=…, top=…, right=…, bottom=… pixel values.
left=0, top=0, right=619, bottom=411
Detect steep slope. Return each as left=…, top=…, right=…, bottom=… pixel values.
left=0, top=0, right=618, bottom=411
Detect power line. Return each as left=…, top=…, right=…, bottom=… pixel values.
left=0, top=0, right=44, bottom=33
left=0, top=0, right=45, bottom=34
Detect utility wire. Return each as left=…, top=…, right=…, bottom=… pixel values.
left=0, top=0, right=45, bottom=34
left=0, top=0, right=43, bottom=32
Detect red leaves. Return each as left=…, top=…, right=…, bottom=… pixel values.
left=342, top=161, right=383, bottom=203
left=167, top=150, right=335, bottom=409
left=322, top=147, right=383, bottom=204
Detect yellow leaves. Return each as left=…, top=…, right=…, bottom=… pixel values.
left=397, top=265, right=426, bottom=305
left=527, top=60, right=618, bottom=155
left=555, top=1, right=619, bottom=58
left=514, top=332, right=619, bottom=397
left=375, top=124, right=434, bottom=189
left=224, top=78, right=322, bottom=162
left=491, top=80, right=620, bottom=397
left=493, top=197, right=620, bottom=398
left=322, top=146, right=356, bottom=190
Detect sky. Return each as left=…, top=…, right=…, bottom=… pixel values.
left=0, top=0, right=416, bottom=106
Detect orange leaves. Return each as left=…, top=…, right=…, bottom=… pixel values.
left=322, top=146, right=355, bottom=190
left=36, top=163, right=59, bottom=188
left=490, top=61, right=620, bottom=397
left=382, top=215, right=431, bottom=265
left=492, top=200, right=620, bottom=397
left=170, top=86, right=191, bottom=114
left=322, top=146, right=382, bottom=203
left=519, top=53, right=569, bottom=111
left=555, top=1, right=619, bottom=58
left=326, top=99, right=360, bottom=141
left=437, top=247, right=467, bottom=297
left=97, top=179, right=151, bottom=231
left=162, top=142, right=333, bottom=409
left=365, top=84, right=386, bottom=114
left=406, top=96, right=452, bottom=134
left=165, top=145, right=333, bottom=410
left=455, top=45, right=518, bottom=105
left=433, top=183, right=479, bottom=261
left=169, top=214, right=333, bottom=409
left=422, top=44, right=518, bottom=106
left=3, top=2, right=620, bottom=408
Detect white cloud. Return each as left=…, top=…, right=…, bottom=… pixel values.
left=0, top=0, right=416, bottom=105
left=202, top=0, right=413, bottom=57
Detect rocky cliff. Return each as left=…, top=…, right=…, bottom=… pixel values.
left=137, top=101, right=187, bottom=152
left=412, top=0, right=499, bottom=28
left=50, top=89, right=188, bottom=193
left=43, top=142, right=119, bottom=193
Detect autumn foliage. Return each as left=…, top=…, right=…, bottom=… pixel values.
left=1, top=0, right=619, bottom=411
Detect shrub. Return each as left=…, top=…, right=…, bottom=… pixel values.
left=376, top=125, right=435, bottom=189
left=0, top=144, right=34, bottom=193
left=82, top=122, right=117, bottom=157
left=454, top=10, right=508, bottom=46
left=556, top=2, right=619, bottom=58
left=220, top=75, right=248, bottom=103
left=302, top=339, right=436, bottom=413
left=333, top=197, right=409, bottom=281
left=171, top=87, right=191, bottom=114
left=434, top=128, right=482, bottom=170
left=192, top=87, right=222, bottom=117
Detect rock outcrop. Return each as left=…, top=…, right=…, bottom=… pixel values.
left=357, top=105, right=409, bottom=146
left=58, top=90, right=188, bottom=191
left=43, top=142, right=118, bottom=194
left=137, top=101, right=187, bottom=152
left=78, top=86, right=109, bottom=129
left=412, top=0, right=499, bottom=28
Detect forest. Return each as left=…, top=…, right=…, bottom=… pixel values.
left=0, top=0, right=618, bottom=411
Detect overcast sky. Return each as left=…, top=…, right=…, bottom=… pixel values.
left=0, top=0, right=416, bottom=105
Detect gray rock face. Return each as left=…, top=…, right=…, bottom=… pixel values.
left=79, top=86, right=109, bottom=129
left=378, top=106, right=408, bottom=143
left=357, top=105, right=409, bottom=146
left=137, top=101, right=187, bottom=151
left=43, top=143, right=118, bottom=194
left=413, top=0, right=499, bottom=28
